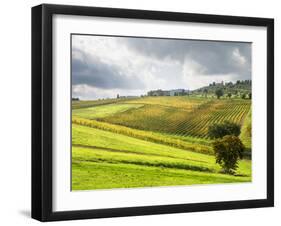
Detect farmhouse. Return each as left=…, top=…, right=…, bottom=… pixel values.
left=147, top=89, right=189, bottom=96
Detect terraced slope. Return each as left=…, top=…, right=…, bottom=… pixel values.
left=101, top=98, right=251, bottom=138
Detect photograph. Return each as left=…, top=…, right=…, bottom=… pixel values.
left=71, top=34, right=252, bottom=191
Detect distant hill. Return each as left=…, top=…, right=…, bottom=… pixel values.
left=192, top=80, right=251, bottom=98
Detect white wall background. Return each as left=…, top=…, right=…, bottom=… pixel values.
left=0, top=0, right=279, bottom=225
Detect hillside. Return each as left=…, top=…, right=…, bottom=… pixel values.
left=72, top=96, right=251, bottom=190
left=100, top=97, right=250, bottom=139
left=192, top=80, right=251, bottom=98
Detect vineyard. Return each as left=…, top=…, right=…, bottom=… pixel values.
left=100, top=98, right=251, bottom=138
left=72, top=96, right=252, bottom=190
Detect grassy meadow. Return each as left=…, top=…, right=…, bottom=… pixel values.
left=72, top=96, right=252, bottom=190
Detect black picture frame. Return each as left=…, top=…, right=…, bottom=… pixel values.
left=32, top=3, right=274, bottom=222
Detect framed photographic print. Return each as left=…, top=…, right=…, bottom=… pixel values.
left=32, top=4, right=274, bottom=221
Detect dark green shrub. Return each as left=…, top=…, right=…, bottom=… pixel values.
left=215, top=89, right=224, bottom=99
left=208, top=121, right=241, bottom=139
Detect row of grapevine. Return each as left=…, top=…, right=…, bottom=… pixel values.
left=101, top=99, right=251, bottom=139
left=167, top=101, right=250, bottom=138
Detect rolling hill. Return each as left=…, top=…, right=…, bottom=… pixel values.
left=71, top=94, right=252, bottom=190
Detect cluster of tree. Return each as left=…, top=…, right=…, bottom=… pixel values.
left=209, top=81, right=224, bottom=87
left=195, top=79, right=252, bottom=99
left=208, top=80, right=251, bottom=87
left=208, top=121, right=245, bottom=174
left=72, top=97, right=80, bottom=101
left=214, top=89, right=252, bottom=99
left=236, top=80, right=251, bottom=85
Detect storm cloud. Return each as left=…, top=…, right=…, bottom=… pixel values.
left=125, top=38, right=251, bottom=78
left=72, top=35, right=251, bottom=100
left=72, top=48, right=144, bottom=90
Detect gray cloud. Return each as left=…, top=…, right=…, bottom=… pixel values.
left=124, top=38, right=251, bottom=79
left=72, top=48, right=145, bottom=90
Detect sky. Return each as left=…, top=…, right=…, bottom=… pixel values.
left=72, top=35, right=251, bottom=100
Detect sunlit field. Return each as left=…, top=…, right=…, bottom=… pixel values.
left=72, top=96, right=251, bottom=190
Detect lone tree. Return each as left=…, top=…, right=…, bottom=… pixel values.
left=208, top=121, right=241, bottom=139
left=212, top=135, right=245, bottom=174
left=215, top=89, right=224, bottom=99
left=227, top=93, right=232, bottom=99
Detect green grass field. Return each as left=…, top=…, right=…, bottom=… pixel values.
left=72, top=96, right=252, bottom=190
